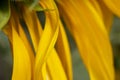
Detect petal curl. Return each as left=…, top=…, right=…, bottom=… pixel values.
left=56, top=0, right=115, bottom=80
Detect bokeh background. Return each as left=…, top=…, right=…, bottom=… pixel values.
left=0, top=16, right=120, bottom=80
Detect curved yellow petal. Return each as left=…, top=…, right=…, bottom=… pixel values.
left=47, top=49, right=67, bottom=80
left=55, top=21, right=72, bottom=80
left=18, top=22, right=35, bottom=80
left=24, top=1, right=67, bottom=79
left=34, top=0, right=59, bottom=79
left=90, top=0, right=113, bottom=33
left=12, top=25, right=31, bottom=80
left=41, top=63, right=50, bottom=80
left=102, top=0, right=120, bottom=17
left=14, top=9, right=36, bottom=79
left=56, top=0, right=115, bottom=80
left=23, top=7, right=42, bottom=52
left=6, top=16, right=32, bottom=80
left=90, top=0, right=102, bottom=18
left=3, top=9, right=35, bottom=80
left=97, top=0, right=113, bottom=33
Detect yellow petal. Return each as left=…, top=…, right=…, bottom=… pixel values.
left=56, top=0, right=115, bottom=80
left=90, top=0, right=102, bottom=18
left=102, top=0, right=120, bottom=17
left=47, top=49, right=67, bottom=80
left=12, top=25, right=31, bottom=80
left=90, top=0, right=113, bottom=33
left=55, top=21, right=72, bottom=80
left=23, top=7, right=42, bottom=52
left=3, top=10, right=34, bottom=80
left=34, top=0, right=59, bottom=79
left=18, top=22, right=35, bottom=79
left=41, top=63, right=50, bottom=80
left=14, top=9, right=35, bottom=73
left=97, top=0, right=113, bottom=33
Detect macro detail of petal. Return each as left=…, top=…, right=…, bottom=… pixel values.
left=102, top=0, right=120, bottom=17
left=1, top=0, right=117, bottom=80
left=6, top=17, right=32, bottom=80
left=41, top=63, right=50, bottom=80
left=90, top=0, right=102, bottom=18
left=97, top=0, right=113, bottom=33
left=90, top=0, right=113, bottom=33
left=56, top=0, right=115, bottom=80
left=47, top=49, right=67, bottom=80
left=18, top=20, right=35, bottom=80
left=23, top=7, right=42, bottom=53
left=55, top=21, right=72, bottom=80
left=3, top=8, right=36, bottom=80
left=34, top=0, right=60, bottom=80
left=12, top=25, right=32, bottom=80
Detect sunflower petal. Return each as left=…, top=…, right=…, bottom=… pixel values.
left=41, top=63, right=50, bottom=80
left=23, top=7, right=42, bottom=52
left=55, top=21, right=72, bottom=80
left=56, top=0, right=115, bottom=80
left=47, top=49, right=67, bottom=80
left=12, top=9, right=35, bottom=70
left=97, top=0, right=113, bottom=33
left=12, top=25, right=31, bottom=80
left=18, top=22, right=35, bottom=79
left=34, top=0, right=59, bottom=79
left=7, top=18, right=32, bottom=80
left=90, top=0, right=102, bottom=18
left=102, top=0, right=120, bottom=17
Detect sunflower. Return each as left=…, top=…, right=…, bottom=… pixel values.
left=0, top=0, right=119, bottom=80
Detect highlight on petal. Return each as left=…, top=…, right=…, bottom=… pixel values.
left=12, top=25, right=32, bottom=80
left=97, top=0, right=113, bottom=33
left=90, top=0, right=102, bottom=18
left=3, top=8, right=36, bottom=80
left=6, top=17, right=32, bottom=80
left=56, top=0, right=115, bottom=80
left=41, top=63, right=50, bottom=80
left=46, top=49, right=67, bottom=80
left=17, top=18, right=35, bottom=80
left=34, top=0, right=60, bottom=79
left=102, top=0, right=120, bottom=17
left=89, top=0, right=113, bottom=33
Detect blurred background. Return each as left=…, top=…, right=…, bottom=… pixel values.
left=0, top=16, right=120, bottom=80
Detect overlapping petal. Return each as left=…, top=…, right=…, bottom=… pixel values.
left=1, top=0, right=118, bottom=80
left=55, top=21, right=72, bottom=80
left=102, top=0, right=120, bottom=17
left=23, top=7, right=42, bottom=52
left=3, top=16, right=32, bottom=80
left=47, top=49, right=67, bottom=80
left=56, top=0, right=115, bottom=80
left=34, top=0, right=62, bottom=79
left=97, top=0, right=113, bottom=33
left=12, top=24, right=32, bottom=80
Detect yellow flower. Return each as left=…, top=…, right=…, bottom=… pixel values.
left=2, top=0, right=72, bottom=80
left=55, top=0, right=120, bottom=80
left=0, top=0, right=120, bottom=80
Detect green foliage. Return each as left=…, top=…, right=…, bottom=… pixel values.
left=0, top=0, right=10, bottom=29
left=23, top=0, right=40, bottom=10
